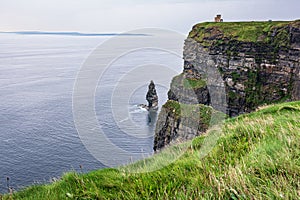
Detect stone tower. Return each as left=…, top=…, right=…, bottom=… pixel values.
left=214, top=14, right=223, bottom=22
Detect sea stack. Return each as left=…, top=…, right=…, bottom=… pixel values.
left=146, top=80, right=158, bottom=111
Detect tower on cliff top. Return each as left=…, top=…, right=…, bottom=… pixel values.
left=214, top=14, right=223, bottom=22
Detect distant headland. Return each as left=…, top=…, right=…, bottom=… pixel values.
left=0, top=31, right=149, bottom=37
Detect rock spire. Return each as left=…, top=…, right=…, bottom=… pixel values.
left=146, top=80, right=158, bottom=110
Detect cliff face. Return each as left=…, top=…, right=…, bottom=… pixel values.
left=154, top=20, right=300, bottom=151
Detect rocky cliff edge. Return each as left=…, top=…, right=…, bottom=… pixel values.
left=154, top=20, right=300, bottom=151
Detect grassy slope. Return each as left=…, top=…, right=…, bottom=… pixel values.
left=2, top=101, right=300, bottom=199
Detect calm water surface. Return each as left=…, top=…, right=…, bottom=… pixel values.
left=0, top=33, right=182, bottom=192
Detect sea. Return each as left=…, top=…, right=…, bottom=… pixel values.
left=0, top=31, right=184, bottom=192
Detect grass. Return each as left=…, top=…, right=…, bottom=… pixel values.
left=162, top=100, right=212, bottom=118
left=188, top=20, right=300, bottom=57
left=154, top=100, right=225, bottom=151
left=184, top=78, right=207, bottom=90
left=2, top=101, right=300, bottom=199
left=170, top=73, right=207, bottom=90
left=188, top=21, right=292, bottom=43
left=161, top=100, right=225, bottom=130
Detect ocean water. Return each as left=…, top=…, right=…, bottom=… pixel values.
left=0, top=33, right=183, bottom=192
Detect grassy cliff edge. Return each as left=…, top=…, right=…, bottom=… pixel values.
left=3, top=101, right=300, bottom=199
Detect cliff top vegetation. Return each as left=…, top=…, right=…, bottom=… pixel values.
left=189, top=20, right=300, bottom=45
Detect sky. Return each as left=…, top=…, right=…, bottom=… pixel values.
left=1, top=0, right=299, bottom=34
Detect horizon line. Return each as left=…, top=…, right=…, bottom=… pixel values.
left=0, top=31, right=150, bottom=37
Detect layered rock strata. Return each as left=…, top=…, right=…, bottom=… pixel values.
left=154, top=20, right=300, bottom=151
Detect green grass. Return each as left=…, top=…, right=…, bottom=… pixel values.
left=170, top=73, right=207, bottom=90
left=189, top=21, right=292, bottom=43
left=161, top=100, right=225, bottom=130
left=188, top=20, right=300, bottom=56
left=2, top=101, right=300, bottom=199
left=162, top=100, right=212, bottom=118
left=183, top=78, right=206, bottom=89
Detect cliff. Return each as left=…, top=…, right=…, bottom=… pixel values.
left=154, top=20, right=300, bottom=151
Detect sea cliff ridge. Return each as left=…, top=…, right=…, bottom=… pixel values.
left=154, top=20, right=300, bottom=151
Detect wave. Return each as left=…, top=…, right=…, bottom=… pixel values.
left=129, top=105, right=148, bottom=114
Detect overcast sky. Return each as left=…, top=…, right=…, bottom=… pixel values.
left=1, top=0, right=299, bottom=34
